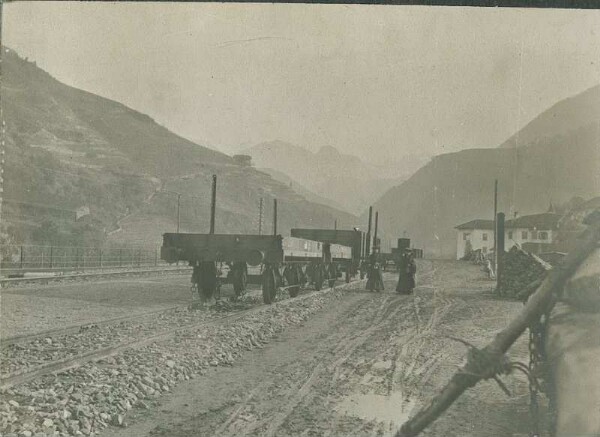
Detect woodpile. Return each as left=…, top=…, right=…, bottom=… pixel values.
left=498, top=246, right=550, bottom=299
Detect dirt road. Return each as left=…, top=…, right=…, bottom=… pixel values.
left=102, top=260, right=530, bottom=437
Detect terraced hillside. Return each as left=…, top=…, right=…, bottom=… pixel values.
left=1, top=47, right=357, bottom=248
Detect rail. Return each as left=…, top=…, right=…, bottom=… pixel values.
left=0, top=277, right=363, bottom=390
left=0, top=266, right=191, bottom=285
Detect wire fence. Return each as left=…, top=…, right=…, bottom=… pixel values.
left=0, top=244, right=170, bottom=275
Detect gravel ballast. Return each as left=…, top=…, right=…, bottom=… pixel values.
left=0, top=285, right=347, bottom=437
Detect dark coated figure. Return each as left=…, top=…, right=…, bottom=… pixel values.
left=366, top=250, right=385, bottom=292
left=396, top=249, right=416, bottom=294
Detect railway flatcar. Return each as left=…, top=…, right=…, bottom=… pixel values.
left=161, top=233, right=352, bottom=304
left=160, top=175, right=353, bottom=305
left=289, top=228, right=365, bottom=282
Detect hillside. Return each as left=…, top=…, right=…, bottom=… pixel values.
left=370, top=86, right=600, bottom=258
left=1, top=47, right=358, bottom=248
left=255, top=167, right=347, bottom=211
left=499, top=84, right=600, bottom=149
left=242, top=141, right=416, bottom=214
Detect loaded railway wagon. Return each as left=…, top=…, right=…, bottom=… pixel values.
left=161, top=233, right=352, bottom=304
left=289, top=229, right=365, bottom=282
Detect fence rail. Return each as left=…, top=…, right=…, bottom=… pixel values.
left=0, top=245, right=170, bottom=275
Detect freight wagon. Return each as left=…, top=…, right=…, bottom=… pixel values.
left=289, top=228, right=366, bottom=282
left=161, top=233, right=352, bottom=304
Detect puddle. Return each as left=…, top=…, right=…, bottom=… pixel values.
left=336, top=391, right=415, bottom=434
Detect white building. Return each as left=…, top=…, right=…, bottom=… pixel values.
left=455, top=212, right=561, bottom=259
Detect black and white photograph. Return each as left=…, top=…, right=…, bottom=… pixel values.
left=1, top=2, right=599, bottom=437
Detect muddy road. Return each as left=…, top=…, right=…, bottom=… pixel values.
left=102, top=260, right=530, bottom=437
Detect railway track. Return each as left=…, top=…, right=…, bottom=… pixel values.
left=1, top=304, right=185, bottom=349
left=0, top=266, right=191, bottom=287
left=0, top=279, right=362, bottom=390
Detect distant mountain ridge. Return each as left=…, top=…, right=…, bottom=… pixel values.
left=1, top=47, right=358, bottom=247
left=242, top=140, right=422, bottom=214
left=370, top=85, right=600, bottom=258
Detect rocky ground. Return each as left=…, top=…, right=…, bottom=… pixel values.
left=1, top=273, right=193, bottom=338
left=1, top=261, right=533, bottom=437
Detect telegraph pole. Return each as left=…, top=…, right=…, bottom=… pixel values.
left=493, top=179, right=498, bottom=276
left=209, top=175, right=217, bottom=234
left=258, top=197, right=263, bottom=235
left=273, top=199, right=278, bottom=236
left=366, top=206, right=373, bottom=257
left=176, top=193, right=181, bottom=233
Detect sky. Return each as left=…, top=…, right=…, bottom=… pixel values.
left=3, top=2, right=600, bottom=164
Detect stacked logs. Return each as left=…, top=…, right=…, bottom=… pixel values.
left=498, top=246, right=550, bottom=300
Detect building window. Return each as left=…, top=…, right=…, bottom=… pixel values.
left=539, top=231, right=548, bottom=240
left=508, top=231, right=513, bottom=239
left=531, top=230, right=538, bottom=239
left=522, top=231, right=528, bottom=240
left=482, top=233, right=488, bottom=241
left=463, top=233, right=470, bottom=241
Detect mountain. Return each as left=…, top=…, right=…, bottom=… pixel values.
left=242, top=140, right=420, bottom=214
left=499, top=85, right=600, bottom=149
left=255, top=167, right=347, bottom=211
left=1, top=47, right=357, bottom=248
left=370, top=86, right=600, bottom=258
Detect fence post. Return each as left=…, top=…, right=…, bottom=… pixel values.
left=119, top=248, right=123, bottom=268
left=20, top=246, right=23, bottom=269
left=75, top=247, right=79, bottom=270
left=138, top=248, right=142, bottom=268
left=99, top=249, right=103, bottom=271
left=82, top=248, right=85, bottom=271
left=50, top=246, right=53, bottom=269
left=155, top=248, right=158, bottom=267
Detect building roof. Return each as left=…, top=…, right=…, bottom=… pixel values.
left=456, top=212, right=561, bottom=231
left=455, top=219, right=494, bottom=230
left=505, top=213, right=561, bottom=230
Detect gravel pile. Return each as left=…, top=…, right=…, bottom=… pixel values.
left=0, top=288, right=343, bottom=436
left=498, top=246, right=550, bottom=300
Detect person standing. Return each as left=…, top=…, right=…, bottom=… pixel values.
left=366, top=249, right=384, bottom=292
left=396, top=249, right=416, bottom=294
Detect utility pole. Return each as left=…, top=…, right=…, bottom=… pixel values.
left=373, top=211, right=379, bottom=254
left=334, top=219, right=337, bottom=231
left=496, top=212, right=505, bottom=293
left=176, top=193, right=181, bottom=233
left=209, top=175, right=217, bottom=234
left=493, top=179, right=498, bottom=275
left=0, top=117, right=5, bottom=235
left=366, top=206, right=373, bottom=257
left=272, top=199, right=278, bottom=236
left=258, top=197, right=263, bottom=235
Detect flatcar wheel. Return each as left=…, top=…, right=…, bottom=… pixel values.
left=262, top=266, right=276, bottom=304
